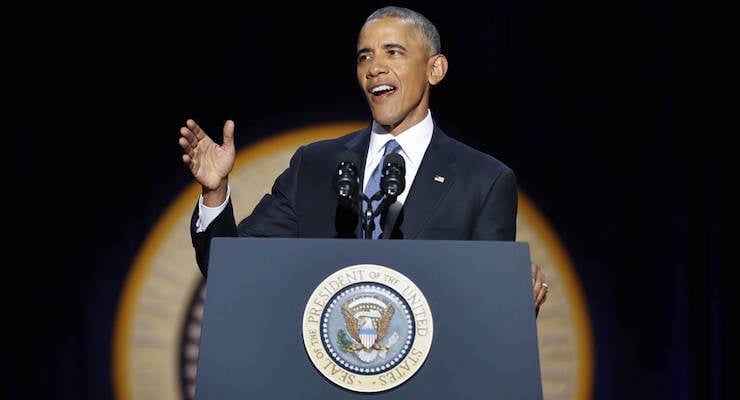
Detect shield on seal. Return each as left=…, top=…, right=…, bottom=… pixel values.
left=358, top=318, right=377, bottom=350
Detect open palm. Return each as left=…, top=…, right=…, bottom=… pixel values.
left=179, top=119, right=236, bottom=191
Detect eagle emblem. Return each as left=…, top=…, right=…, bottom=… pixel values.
left=338, top=295, right=397, bottom=363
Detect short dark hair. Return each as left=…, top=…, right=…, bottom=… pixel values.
left=365, top=6, right=441, bottom=55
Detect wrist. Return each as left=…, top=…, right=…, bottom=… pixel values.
left=202, top=179, right=228, bottom=207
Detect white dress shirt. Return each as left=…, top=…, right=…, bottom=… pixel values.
left=363, top=109, right=434, bottom=206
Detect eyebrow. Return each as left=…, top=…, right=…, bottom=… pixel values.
left=356, top=43, right=408, bottom=56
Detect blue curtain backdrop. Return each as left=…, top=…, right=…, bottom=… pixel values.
left=12, top=0, right=731, bottom=399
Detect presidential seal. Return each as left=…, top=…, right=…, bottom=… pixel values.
left=302, top=264, right=433, bottom=393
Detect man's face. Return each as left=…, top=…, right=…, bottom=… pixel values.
left=356, top=17, right=433, bottom=134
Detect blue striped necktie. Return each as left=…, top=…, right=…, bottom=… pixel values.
left=364, top=139, right=402, bottom=239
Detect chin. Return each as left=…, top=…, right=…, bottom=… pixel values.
left=371, top=111, right=400, bottom=129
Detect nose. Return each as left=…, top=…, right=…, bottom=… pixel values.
left=366, top=58, right=388, bottom=78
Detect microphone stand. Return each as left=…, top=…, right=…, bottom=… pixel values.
left=360, top=191, right=385, bottom=239
left=360, top=191, right=404, bottom=240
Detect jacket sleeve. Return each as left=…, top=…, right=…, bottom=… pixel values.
left=189, top=145, right=306, bottom=277
left=190, top=199, right=238, bottom=278
left=471, top=166, right=518, bottom=241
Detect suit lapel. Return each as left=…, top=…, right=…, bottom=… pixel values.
left=343, top=128, right=372, bottom=238
left=344, top=127, right=371, bottom=182
left=401, top=127, right=457, bottom=238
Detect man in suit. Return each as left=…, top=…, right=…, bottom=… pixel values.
left=178, top=6, right=548, bottom=311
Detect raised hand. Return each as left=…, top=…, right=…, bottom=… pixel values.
left=179, top=119, right=236, bottom=205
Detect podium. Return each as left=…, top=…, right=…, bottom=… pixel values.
left=195, top=238, right=543, bottom=399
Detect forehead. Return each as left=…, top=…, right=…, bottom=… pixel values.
left=357, top=17, right=425, bottom=51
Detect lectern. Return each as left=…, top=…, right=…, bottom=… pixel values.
left=194, top=238, right=543, bottom=399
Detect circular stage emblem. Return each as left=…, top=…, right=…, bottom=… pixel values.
left=302, top=264, right=433, bottom=393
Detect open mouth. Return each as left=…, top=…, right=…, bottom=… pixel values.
left=370, top=84, right=396, bottom=98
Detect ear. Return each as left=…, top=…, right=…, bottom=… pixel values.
left=428, top=54, right=448, bottom=85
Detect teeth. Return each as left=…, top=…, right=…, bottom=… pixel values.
left=371, top=85, right=394, bottom=94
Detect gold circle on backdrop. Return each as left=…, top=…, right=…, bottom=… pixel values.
left=112, top=121, right=593, bottom=400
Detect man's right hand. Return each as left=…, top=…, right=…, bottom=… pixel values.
left=179, top=119, right=236, bottom=206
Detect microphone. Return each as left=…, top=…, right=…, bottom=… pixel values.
left=380, top=152, right=406, bottom=198
left=333, top=150, right=360, bottom=202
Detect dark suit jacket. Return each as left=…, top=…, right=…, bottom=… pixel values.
left=191, top=124, right=518, bottom=276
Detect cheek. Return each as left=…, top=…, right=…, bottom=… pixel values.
left=400, top=74, right=428, bottom=97
left=396, top=65, right=428, bottom=86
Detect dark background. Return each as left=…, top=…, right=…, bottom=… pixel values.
left=12, top=0, right=732, bottom=399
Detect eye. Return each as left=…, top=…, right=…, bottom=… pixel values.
left=357, top=53, right=372, bottom=63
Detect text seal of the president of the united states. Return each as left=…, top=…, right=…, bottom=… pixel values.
left=302, top=264, right=434, bottom=393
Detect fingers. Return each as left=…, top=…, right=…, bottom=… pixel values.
left=178, top=129, right=197, bottom=161
left=531, top=262, right=548, bottom=309
left=179, top=121, right=199, bottom=154
left=180, top=118, right=207, bottom=149
left=222, top=119, right=235, bottom=148
left=179, top=119, right=236, bottom=172
left=536, top=282, right=548, bottom=308
left=180, top=118, right=215, bottom=161
left=186, top=119, right=206, bottom=141
left=180, top=118, right=234, bottom=148
left=531, top=262, right=544, bottom=294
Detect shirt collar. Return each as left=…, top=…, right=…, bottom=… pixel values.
left=368, top=110, right=434, bottom=168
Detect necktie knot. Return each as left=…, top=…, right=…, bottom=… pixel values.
left=384, top=139, right=400, bottom=156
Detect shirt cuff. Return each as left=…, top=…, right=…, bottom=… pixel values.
left=195, top=185, right=231, bottom=233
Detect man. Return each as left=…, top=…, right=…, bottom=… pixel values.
left=178, top=6, right=548, bottom=311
